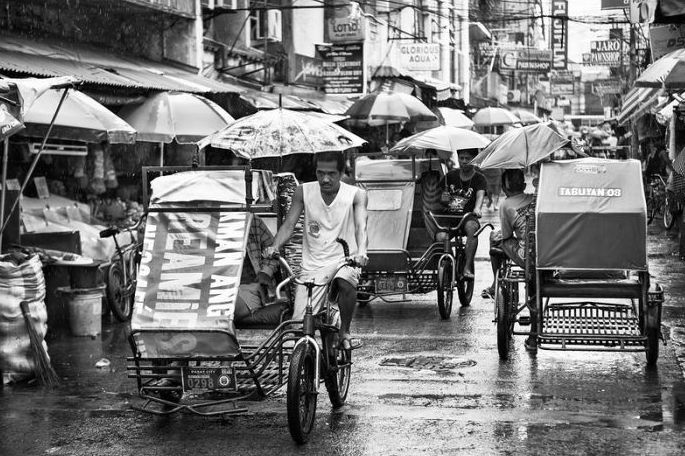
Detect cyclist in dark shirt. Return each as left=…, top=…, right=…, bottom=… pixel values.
left=439, top=148, right=486, bottom=279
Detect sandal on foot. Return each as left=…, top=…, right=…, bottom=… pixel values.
left=481, top=287, right=494, bottom=299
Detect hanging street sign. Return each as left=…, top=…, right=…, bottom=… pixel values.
left=316, top=43, right=364, bottom=95
left=588, top=39, right=622, bottom=67
left=650, top=24, right=685, bottom=61
left=399, top=43, right=441, bottom=71
left=551, top=0, right=568, bottom=70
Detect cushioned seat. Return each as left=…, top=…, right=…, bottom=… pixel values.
left=234, top=301, right=290, bottom=330
left=489, top=247, right=506, bottom=258
left=540, top=276, right=643, bottom=299
left=365, top=250, right=412, bottom=272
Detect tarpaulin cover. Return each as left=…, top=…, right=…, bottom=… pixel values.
left=359, top=182, right=415, bottom=250
left=150, top=169, right=275, bottom=205
left=131, top=208, right=251, bottom=357
left=536, top=158, right=647, bottom=271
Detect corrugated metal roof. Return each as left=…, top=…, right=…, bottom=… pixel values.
left=0, top=46, right=244, bottom=94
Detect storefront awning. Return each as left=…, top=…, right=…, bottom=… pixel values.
left=369, top=65, right=460, bottom=101
left=469, top=22, right=492, bottom=43
left=617, top=87, right=663, bottom=125
left=0, top=35, right=244, bottom=94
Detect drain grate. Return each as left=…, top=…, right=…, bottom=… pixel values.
left=380, top=356, right=477, bottom=371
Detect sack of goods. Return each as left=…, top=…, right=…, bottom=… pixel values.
left=0, top=253, right=50, bottom=384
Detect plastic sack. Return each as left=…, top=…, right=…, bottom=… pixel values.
left=0, top=254, right=49, bottom=384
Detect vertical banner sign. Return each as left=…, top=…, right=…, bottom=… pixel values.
left=551, top=0, right=568, bottom=70
left=316, top=43, right=365, bottom=95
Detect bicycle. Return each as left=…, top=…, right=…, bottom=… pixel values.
left=270, top=238, right=360, bottom=442
left=99, top=217, right=145, bottom=322
left=646, top=174, right=667, bottom=225
left=663, top=188, right=682, bottom=230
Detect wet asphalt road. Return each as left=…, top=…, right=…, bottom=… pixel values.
left=1, top=211, right=685, bottom=455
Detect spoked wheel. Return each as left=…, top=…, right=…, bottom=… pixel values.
left=437, top=259, right=454, bottom=319
left=646, top=194, right=656, bottom=224
left=663, top=194, right=677, bottom=230
left=287, top=344, right=318, bottom=443
left=455, top=252, right=474, bottom=307
left=106, top=263, right=132, bottom=322
left=496, top=283, right=513, bottom=360
left=324, top=347, right=351, bottom=408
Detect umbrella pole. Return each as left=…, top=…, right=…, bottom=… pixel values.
left=159, top=142, right=164, bottom=167
left=0, top=88, right=69, bottom=237
left=385, top=122, right=389, bottom=148
left=0, top=139, right=8, bottom=251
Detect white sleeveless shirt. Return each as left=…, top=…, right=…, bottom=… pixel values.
left=301, top=181, right=358, bottom=271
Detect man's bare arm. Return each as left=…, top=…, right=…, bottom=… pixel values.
left=269, top=186, right=304, bottom=253
left=474, top=189, right=485, bottom=217
left=352, top=188, right=369, bottom=266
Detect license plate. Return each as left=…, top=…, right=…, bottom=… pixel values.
left=375, top=274, right=408, bottom=293
left=182, top=366, right=236, bottom=391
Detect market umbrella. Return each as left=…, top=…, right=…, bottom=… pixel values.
left=345, top=91, right=437, bottom=146
left=511, top=108, right=542, bottom=125
left=470, top=123, right=569, bottom=169
left=437, top=107, right=474, bottom=129
left=472, top=107, right=520, bottom=127
left=390, top=126, right=490, bottom=160
left=23, top=89, right=136, bottom=144
left=119, top=91, right=234, bottom=165
left=201, top=107, right=366, bottom=160
left=634, top=48, right=685, bottom=89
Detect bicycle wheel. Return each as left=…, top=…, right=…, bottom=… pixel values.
left=437, top=259, right=454, bottom=319
left=455, top=252, right=474, bottom=307
left=496, top=285, right=512, bottom=360
left=663, top=194, right=676, bottom=230
left=287, top=343, right=318, bottom=443
left=106, top=263, right=132, bottom=322
left=646, top=194, right=656, bottom=224
left=324, top=347, right=351, bottom=408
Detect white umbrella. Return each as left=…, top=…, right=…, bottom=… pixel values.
left=437, top=108, right=474, bottom=129
left=390, top=126, right=490, bottom=159
left=473, top=107, right=520, bottom=126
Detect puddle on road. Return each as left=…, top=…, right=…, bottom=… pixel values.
left=380, top=356, right=477, bottom=372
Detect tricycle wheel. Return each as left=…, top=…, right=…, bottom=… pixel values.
left=287, top=343, right=318, bottom=443
left=106, top=263, right=132, bottom=322
left=496, top=286, right=512, bottom=360
left=663, top=194, right=677, bottom=229
left=324, top=348, right=351, bottom=408
left=357, top=292, right=371, bottom=307
left=437, top=260, right=454, bottom=319
left=645, top=326, right=659, bottom=367
left=456, top=253, right=474, bottom=307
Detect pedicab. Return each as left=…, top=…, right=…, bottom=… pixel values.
left=353, top=152, right=478, bottom=319
left=487, top=158, right=664, bottom=364
left=126, top=166, right=357, bottom=443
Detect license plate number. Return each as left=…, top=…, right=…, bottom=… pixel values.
left=182, top=366, right=236, bottom=391
left=375, top=275, right=408, bottom=293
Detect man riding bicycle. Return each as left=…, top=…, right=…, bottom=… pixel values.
left=264, top=151, right=369, bottom=350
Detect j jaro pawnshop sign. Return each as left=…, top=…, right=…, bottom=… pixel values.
left=399, top=43, right=440, bottom=71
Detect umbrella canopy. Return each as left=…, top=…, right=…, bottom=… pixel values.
left=390, top=126, right=490, bottom=158
left=345, top=91, right=437, bottom=126
left=202, top=108, right=366, bottom=159
left=472, top=107, right=520, bottom=127
left=510, top=109, right=542, bottom=125
left=437, top=107, right=474, bottom=129
left=119, top=91, right=234, bottom=144
left=470, top=123, right=569, bottom=169
left=634, top=48, right=685, bottom=89
left=23, top=89, right=136, bottom=144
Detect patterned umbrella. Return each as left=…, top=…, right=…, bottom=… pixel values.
left=202, top=108, right=366, bottom=159
left=470, top=123, right=569, bottom=169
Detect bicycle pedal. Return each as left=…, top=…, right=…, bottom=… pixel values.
left=518, top=316, right=531, bottom=326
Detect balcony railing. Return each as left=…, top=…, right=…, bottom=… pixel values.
left=124, top=0, right=196, bottom=18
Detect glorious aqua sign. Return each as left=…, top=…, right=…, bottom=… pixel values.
left=399, top=43, right=440, bottom=71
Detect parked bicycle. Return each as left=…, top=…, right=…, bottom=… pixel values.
left=99, top=217, right=145, bottom=321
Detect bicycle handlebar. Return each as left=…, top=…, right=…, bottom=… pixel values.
left=99, top=217, right=146, bottom=239
left=474, top=223, right=495, bottom=237
left=428, top=211, right=479, bottom=233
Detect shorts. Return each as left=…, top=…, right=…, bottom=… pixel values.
left=293, top=265, right=360, bottom=320
left=490, top=230, right=525, bottom=269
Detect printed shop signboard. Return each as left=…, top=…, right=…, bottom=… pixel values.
left=550, top=70, right=575, bottom=95
left=327, top=3, right=366, bottom=42
left=316, top=43, right=364, bottom=95
left=398, top=43, right=440, bottom=71
left=584, top=39, right=622, bottom=66
left=650, top=24, right=685, bottom=61
left=499, top=48, right=552, bottom=73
